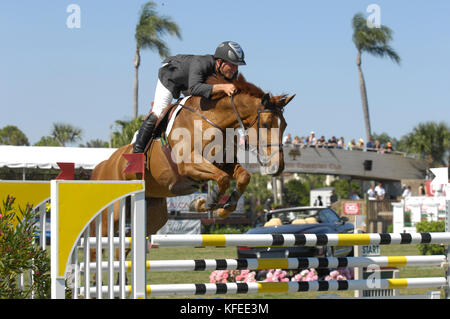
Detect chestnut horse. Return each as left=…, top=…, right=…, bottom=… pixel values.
left=90, top=74, right=294, bottom=239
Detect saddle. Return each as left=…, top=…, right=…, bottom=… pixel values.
left=143, top=98, right=183, bottom=154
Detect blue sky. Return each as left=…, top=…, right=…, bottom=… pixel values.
left=1, top=1, right=449, bottom=146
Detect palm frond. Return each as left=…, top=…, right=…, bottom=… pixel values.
left=351, top=12, right=400, bottom=64
left=134, top=1, right=181, bottom=58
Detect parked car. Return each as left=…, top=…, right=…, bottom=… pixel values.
left=237, top=206, right=354, bottom=264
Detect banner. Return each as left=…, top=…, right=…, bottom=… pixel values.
left=156, top=219, right=201, bottom=234
left=167, top=193, right=207, bottom=212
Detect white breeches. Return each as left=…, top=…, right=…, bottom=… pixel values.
left=152, top=65, right=173, bottom=117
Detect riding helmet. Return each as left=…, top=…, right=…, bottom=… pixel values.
left=214, top=41, right=246, bottom=65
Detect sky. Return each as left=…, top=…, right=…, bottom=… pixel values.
left=1, top=1, right=449, bottom=146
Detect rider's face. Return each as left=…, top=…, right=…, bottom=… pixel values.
left=217, top=59, right=238, bottom=79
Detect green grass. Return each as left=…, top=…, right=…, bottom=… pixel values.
left=142, top=244, right=446, bottom=299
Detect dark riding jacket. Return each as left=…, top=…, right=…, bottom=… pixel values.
left=158, top=54, right=218, bottom=99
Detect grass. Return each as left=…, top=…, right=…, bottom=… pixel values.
left=142, top=244, right=446, bottom=299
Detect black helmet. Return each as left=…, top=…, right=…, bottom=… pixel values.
left=214, top=41, right=246, bottom=65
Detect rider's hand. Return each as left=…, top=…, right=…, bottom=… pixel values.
left=222, top=84, right=237, bottom=96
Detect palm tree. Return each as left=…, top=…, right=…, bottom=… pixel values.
left=398, top=121, right=450, bottom=167
left=110, top=118, right=143, bottom=148
left=51, top=123, right=82, bottom=146
left=352, top=12, right=401, bottom=142
left=133, top=1, right=182, bottom=119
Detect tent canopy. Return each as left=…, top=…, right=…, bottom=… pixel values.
left=0, top=145, right=117, bottom=170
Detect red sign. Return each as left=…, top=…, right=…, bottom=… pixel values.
left=343, top=202, right=361, bottom=215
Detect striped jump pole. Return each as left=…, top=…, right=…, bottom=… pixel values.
left=79, top=277, right=447, bottom=298
left=79, top=255, right=447, bottom=273
left=150, top=232, right=450, bottom=247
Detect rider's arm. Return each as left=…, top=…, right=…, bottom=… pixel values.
left=188, top=56, right=215, bottom=98
left=188, top=55, right=235, bottom=98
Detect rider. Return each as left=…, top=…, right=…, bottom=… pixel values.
left=132, top=41, right=246, bottom=153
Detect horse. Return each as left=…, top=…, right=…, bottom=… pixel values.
left=89, top=73, right=295, bottom=249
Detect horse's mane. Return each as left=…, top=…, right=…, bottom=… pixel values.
left=206, top=73, right=267, bottom=100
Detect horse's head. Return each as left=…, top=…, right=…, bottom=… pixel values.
left=248, top=91, right=295, bottom=175
left=207, top=74, right=295, bottom=176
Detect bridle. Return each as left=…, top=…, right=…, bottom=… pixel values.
left=230, top=95, right=286, bottom=166
left=179, top=95, right=286, bottom=167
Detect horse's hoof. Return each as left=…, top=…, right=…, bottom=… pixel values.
left=189, top=197, right=206, bottom=212
left=213, top=208, right=231, bottom=219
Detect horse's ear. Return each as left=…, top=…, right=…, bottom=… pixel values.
left=271, top=94, right=296, bottom=108
left=282, top=94, right=296, bottom=107
left=262, top=93, right=271, bottom=108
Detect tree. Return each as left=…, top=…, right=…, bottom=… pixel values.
left=110, top=118, right=143, bottom=148
left=50, top=123, right=82, bottom=146
left=0, top=125, right=29, bottom=146
left=283, top=179, right=310, bottom=207
left=352, top=12, right=401, bottom=142
left=372, top=132, right=399, bottom=147
left=397, top=121, right=450, bottom=167
left=133, top=1, right=182, bottom=119
left=79, top=139, right=109, bottom=148
left=34, top=136, right=60, bottom=147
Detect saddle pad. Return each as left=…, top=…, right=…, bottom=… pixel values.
left=165, top=96, right=191, bottom=137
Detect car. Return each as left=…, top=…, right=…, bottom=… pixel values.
left=237, top=206, right=355, bottom=274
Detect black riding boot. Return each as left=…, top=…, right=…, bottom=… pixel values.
left=133, top=113, right=158, bottom=153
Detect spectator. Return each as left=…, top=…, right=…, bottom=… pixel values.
left=374, top=182, right=385, bottom=200
left=308, top=131, right=317, bottom=147
left=330, top=190, right=338, bottom=204
left=418, top=183, right=426, bottom=196
left=317, top=135, right=326, bottom=148
left=378, top=144, right=385, bottom=154
left=283, top=133, right=292, bottom=145
left=356, top=138, right=364, bottom=150
left=327, top=136, right=338, bottom=148
left=301, top=136, right=309, bottom=148
left=314, top=196, right=323, bottom=206
left=374, top=140, right=380, bottom=152
left=367, top=185, right=376, bottom=200
left=347, top=139, right=356, bottom=150
left=402, top=186, right=412, bottom=198
left=366, top=137, right=375, bottom=152
left=386, top=141, right=393, bottom=153
left=292, top=136, right=301, bottom=147
left=337, top=137, right=345, bottom=149
left=349, top=190, right=360, bottom=200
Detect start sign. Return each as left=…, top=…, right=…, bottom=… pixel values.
left=343, top=202, right=361, bottom=215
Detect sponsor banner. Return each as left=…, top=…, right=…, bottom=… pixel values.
left=156, top=219, right=201, bottom=235
left=343, top=202, right=361, bottom=215
left=167, top=193, right=207, bottom=212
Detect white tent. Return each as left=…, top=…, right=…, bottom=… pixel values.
left=0, top=145, right=117, bottom=170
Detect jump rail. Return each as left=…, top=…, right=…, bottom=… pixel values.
left=150, top=233, right=450, bottom=247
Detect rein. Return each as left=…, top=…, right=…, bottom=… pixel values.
left=176, top=95, right=285, bottom=166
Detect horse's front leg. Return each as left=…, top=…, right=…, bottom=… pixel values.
left=214, top=164, right=251, bottom=218
left=179, top=155, right=232, bottom=215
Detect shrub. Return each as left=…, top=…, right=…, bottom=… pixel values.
left=415, top=220, right=446, bottom=255
left=206, top=224, right=251, bottom=234
left=0, top=195, right=50, bottom=298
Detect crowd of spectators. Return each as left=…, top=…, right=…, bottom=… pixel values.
left=282, top=132, right=395, bottom=154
